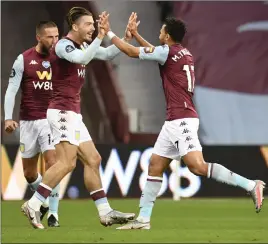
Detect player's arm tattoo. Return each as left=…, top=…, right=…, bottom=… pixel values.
left=4, top=54, right=24, bottom=120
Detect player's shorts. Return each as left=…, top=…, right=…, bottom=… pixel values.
left=153, top=118, right=202, bottom=160
left=47, top=109, right=92, bottom=146
left=20, top=119, right=55, bottom=158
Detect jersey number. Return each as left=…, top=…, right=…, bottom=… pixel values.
left=183, top=65, right=195, bottom=92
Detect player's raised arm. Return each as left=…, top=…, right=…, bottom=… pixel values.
left=127, top=12, right=154, bottom=48
left=93, top=45, right=121, bottom=61
left=55, top=12, right=110, bottom=65
left=55, top=38, right=102, bottom=65
left=93, top=13, right=134, bottom=61
left=108, top=32, right=169, bottom=65
left=4, top=54, right=23, bottom=132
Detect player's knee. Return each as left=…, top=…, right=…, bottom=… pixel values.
left=89, top=153, right=102, bottom=168
left=148, top=159, right=164, bottom=177
left=23, top=168, right=37, bottom=183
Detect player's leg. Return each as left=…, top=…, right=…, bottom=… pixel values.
left=22, top=142, right=77, bottom=229
left=78, top=121, right=135, bottom=226
left=176, top=118, right=265, bottom=213
left=22, top=154, right=40, bottom=190
left=183, top=151, right=265, bottom=212
left=118, top=123, right=174, bottom=230
left=20, top=121, right=49, bottom=220
left=136, top=154, right=171, bottom=225
left=22, top=110, right=78, bottom=229
left=20, top=121, right=42, bottom=191
left=22, top=155, right=50, bottom=217
left=38, top=120, right=60, bottom=227
left=43, top=150, right=60, bottom=227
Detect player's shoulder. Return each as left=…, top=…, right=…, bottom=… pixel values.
left=152, top=44, right=169, bottom=52
left=142, top=45, right=169, bottom=57
left=56, top=38, right=75, bottom=51
left=170, top=44, right=192, bottom=55
left=22, top=47, right=35, bottom=58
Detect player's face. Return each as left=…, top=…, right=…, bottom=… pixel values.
left=76, top=15, right=95, bottom=42
left=37, top=27, right=59, bottom=53
left=159, top=24, right=168, bottom=45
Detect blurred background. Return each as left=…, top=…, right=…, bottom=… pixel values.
left=1, top=1, right=268, bottom=200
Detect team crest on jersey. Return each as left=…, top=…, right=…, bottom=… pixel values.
left=9, top=68, right=16, bottom=78
left=75, top=131, right=80, bottom=141
left=144, top=47, right=155, bottom=53
left=20, top=143, right=25, bottom=153
left=42, top=61, right=50, bottom=69
left=66, top=45, right=75, bottom=53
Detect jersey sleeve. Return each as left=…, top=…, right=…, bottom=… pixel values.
left=55, top=38, right=102, bottom=65
left=139, top=45, right=169, bottom=65
left=4, top=54, right=24, bottom=120
left=94, top=45, right=121, bottom=61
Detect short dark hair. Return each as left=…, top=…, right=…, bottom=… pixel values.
left=164, top=17, right=187, bottom=43
left=66, top=7, right=92, bottom=30
left=36, top=21, right=57, bottom=35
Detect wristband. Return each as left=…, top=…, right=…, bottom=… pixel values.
left=107, top=31, right=116, bottom=40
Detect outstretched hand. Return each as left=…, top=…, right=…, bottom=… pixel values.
left=97, top=11, right=111, bottom=36
left=127, top=12, right=140, bottom=35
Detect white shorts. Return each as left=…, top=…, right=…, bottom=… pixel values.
left=47, top=109, right=92, bottom=146
left=153, top=118, right=202, bottom=160
left=20, top=119, right=55, bottom=158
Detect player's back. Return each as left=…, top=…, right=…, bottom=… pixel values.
left=159, top=44, right=198, bottom=121
left=49, top=38, right=86, bottom=114
left=20, top=47, right=53, bottom=120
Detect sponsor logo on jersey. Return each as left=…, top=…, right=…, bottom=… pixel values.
left=36, top=69, right=52, bottom=80
left=33, top=68, right=52, bottom=90
left=77, top=69, right=85, bottom=78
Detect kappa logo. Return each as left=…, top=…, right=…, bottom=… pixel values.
left=42, top=61, right=50, bottom=69
left=182, top=128, right=190, bottom=134
left=29, top=60, right=38, bottom=65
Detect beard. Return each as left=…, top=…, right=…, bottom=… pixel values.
left=40, top=44, right=50, bottom=55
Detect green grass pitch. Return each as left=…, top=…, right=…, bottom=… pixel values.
left=2, top=198, right=268, bottom=243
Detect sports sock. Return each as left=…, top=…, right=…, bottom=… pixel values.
left=48, top=184, right=60, bottom=220
left=208, top=163, right=256, bottom=192
left=28, top=183, right=52, bottom=211
left=137, top=176, right=162, bottom=223
left=28, top=173, right=42, bottom=191
left=90, top=188, right=112, bottom=216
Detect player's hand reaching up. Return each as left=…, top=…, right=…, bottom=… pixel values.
left=97, top=11, right=110, bottom=37
left=4, top=119, right=18, bottom=134
left=124, top=12, right=135, bottom=42
left=127, top=12, right=140, bottom=36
